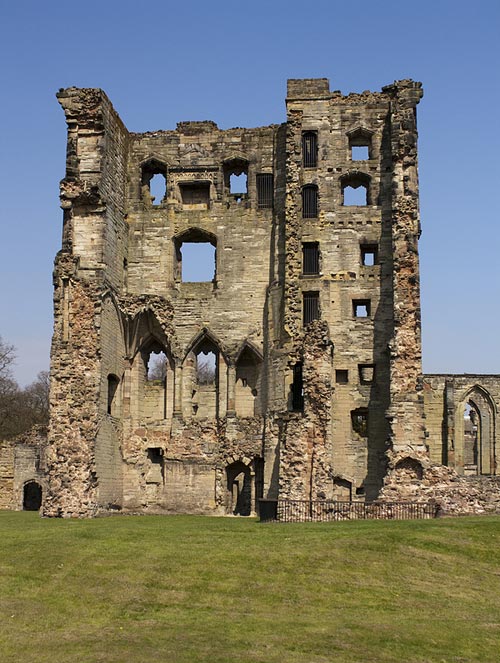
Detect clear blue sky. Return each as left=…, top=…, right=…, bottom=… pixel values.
left=0, top=0, right=499, bottom=385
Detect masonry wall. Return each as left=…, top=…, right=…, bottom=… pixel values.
left=43, top=78, right=442, bottom=518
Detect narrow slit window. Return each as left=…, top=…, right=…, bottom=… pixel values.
left=290, top=362, right=304, bottom=412
left=353, top=300, right=371, bottom=318
left=302, top=242, right=320, bottom=275
left=302, top=185, right=318, bottom=218
left=257, top=173, right=274, bottom=209
left=302, top=132, right=318, bottom=168
left=303, top=291, right=320, bottom=326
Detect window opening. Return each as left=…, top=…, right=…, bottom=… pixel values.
left=197, top=350, right=216, bottom=385
left=351, top=408, right=368, bottom=437
left=290, top=362, right=304, bottom=412
left=302, top=185, right=318, bottom=218
left=147, top=447, right=163, bottom=464
left=335, top=369, right=348, bottom=384
left=333, top=478, right=352, bottom=501
left=302, top=242, right=320, bottom=275
left=179, top=242, right=216, bottom=282
left=358, top=364, right=375, bottom=384
left=348, top=128, right=372, bottom=161
left=351, top=146, right=369, bottom=161
left=149, top=173, right=167, bottom=204
left=353, top=300, right=371, bottom=318
left=343, top=185, right=367, bottom=206
left=257, top=173, right=274, bottom=208
left=303, top=291, right=320, bottom=326
left=230, top=173, right=247, bottom=201
left=141, top=160, right=167, bottom=205
left=302, top=131, right=318, bottom=168
left=361, top=244, right=378, bottom=266
left=180, top=182, right=210, bottom=208
left=146, top=350, right=167, bottom=381
left=107, top=374, right=120, bottom=415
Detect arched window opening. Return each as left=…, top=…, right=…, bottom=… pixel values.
left=302, top=184, right=318, bottom=218
left=138, top=342, right=171, bottom=421
left=141, top=160, right=167, bottom=206
left=146, top=350, right=167, bottom=382
left=341, top=174, right=370, bottom=206
left=235, top=346, right=262, bottom=416
left=23, top=481, right=42, bottom=511
left=186, top=334, right=223, bottom=420
left=462, top=394, right=494, bottom=475
left=197, top=350, right=216, bottom=385
left=174, top=229, right=217, bottom=283
left=107, top=374, right=120, bottom=415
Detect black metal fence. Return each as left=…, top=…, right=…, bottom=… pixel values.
left=259, top=499, right=438, bottom=523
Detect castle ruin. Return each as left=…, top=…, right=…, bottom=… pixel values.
left=9, top=78, right=499, bottom=517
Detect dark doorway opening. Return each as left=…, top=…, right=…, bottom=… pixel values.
left=23, top=481, right=42, bottom=511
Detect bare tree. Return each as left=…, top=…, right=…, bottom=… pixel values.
left=0, top=337, right=50, bottom=439
left=147, top=352, right=167, bottom=381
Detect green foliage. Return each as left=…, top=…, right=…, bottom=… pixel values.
left=0, top=513, right=499, bottom=662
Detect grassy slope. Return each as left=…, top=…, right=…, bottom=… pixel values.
left=0, top=513, right=499, bottom=663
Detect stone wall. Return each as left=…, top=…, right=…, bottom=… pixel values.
left=39, top=78, right=499, bottom=519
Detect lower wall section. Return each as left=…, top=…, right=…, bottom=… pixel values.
left=380, top=451, right=500, bottom=515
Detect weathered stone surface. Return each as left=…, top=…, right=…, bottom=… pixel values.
left=21, top=79, right=497, bottom=519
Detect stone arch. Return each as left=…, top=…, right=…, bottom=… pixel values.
left=23, top=480, right=42, bottom=511
left=457, top=385, right=496, bottom=475
left=225, top=456, right=263, bottom=516
left=131, top=333, right=174, bottom=422
left=183, top=329, right=228, bottom=419
left=234, top=341, right=263, bottom=417
left=394, top=457, right=424, bottom=481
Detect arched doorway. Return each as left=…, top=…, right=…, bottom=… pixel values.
left=226, top=461, right=252, bottom=516
left=460, top=387, right=495, bottom=475
left=23, top=481, right=42, bottom=511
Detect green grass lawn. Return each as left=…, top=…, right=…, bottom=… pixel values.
left=0, top=513, right=499, bottom=663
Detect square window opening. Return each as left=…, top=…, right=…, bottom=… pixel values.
left=335, top=369, right=348, bottom=384
left=351, top=146, right=369, bottom=161
left=361, top=245, right=378, bottom=266
left=353, top=300, right=371, bottom=318
left=358, top=364, right=375, bottom=385
left=180, top=242, right=216, bottom=282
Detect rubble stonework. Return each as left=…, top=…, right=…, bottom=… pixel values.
left=28, top=79, right=499, bottom=518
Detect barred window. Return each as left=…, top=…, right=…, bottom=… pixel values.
left=303, top=291, right=320, bottom=326
left=257, top=173, right=274, bottom=209
left=302, top=185, right=318, bottom=218
left=302, top=131, right=318, bottom=168
left=302, top=242, right=319, bottom=275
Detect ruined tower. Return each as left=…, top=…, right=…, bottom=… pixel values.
left=43, top=78, right=427, bottom=517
